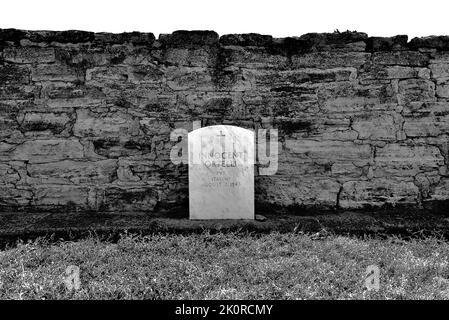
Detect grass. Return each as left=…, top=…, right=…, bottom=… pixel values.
left=0, top=232, right=449, bottom=299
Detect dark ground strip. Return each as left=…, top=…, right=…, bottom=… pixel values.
left=1, top=209, right=449, bottom=247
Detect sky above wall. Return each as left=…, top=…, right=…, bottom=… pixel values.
left=1, top=0, right=448, bottom=39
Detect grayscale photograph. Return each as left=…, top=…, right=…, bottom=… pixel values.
left=0, top=0, right=448, bottom=314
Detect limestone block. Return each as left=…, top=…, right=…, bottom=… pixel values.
left=28, top=159, right=117, bottom=184
left=19, top=112, right=71, bottom=133
left=0, top=85, right=37, bottom=100
left=178, top=92, right=236, bottom=117
left=128, top=64, right=165, bottom=85
left=102, top=185, right=159, bottom=211
left=360, top=65, right=429, bottom=81
left=31, top=64, right=83, bottom=82
left=73, top=109, right=140, bottom=137
left=163, top=48, right=216, bottom=67
left=166, top=66, right=214, bottom=91
left=86, top=65, right=130, bottom=86
left=436, top=83, right=449, bottom=98
left=0, top=102, right=20, bottom=137
left=257, top=176, right=340, bottom=208
left=374, top=143, right=445, bottom=177
left=0, top=64, right=29, bottom=85
left=257, top=68, right=357, bottom=89
left=366, top=35, right=408, bottom=51
left=403, top=117, right=441, bottom=137
left=0, top=163, right=20, bottom=184
left=275, top=153, right=332, bottom=178
left=319, top=82, right=397, bottom=109
left=43, top=97, right=106, bottom=109
left=220, top=33, right=273, bottom=47
left=11, top=139, right=84, bottom=163
left=0, top=185, right=33, bottom=206
left=398, top=79, right=436, bottom=104
left=429, top=178, right=449, bottom=200
left=339, top=179, right=420, bottom=208
left=40, top=82, right=105, bottom=100
left=352, top=113, right=401, bottom=140
left=292, top=51, right=370, bottom=68
left=33, top=184, right=89, bottom=206
left=89, top=136, right=153, bottom=158
left=372, top=51, right=429, bottom=66
left=294, top=178, right=341, bottom=207
left=430, top=63, right=449, bottom=79
left=285, top=139, right=372, bottom=164
left=331, top=162, right=366, bottom=180
left=403, top=106, right=449, bottom=137
left=223, top=46, right=289, bottom=69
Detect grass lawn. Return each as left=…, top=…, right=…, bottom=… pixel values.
left=0, top=232, right=449, bottom=299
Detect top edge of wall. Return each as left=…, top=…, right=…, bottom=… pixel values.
left=2, top=28, right=449, bottom=52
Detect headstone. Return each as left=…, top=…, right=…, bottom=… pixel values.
left=188, top=125, right=254, bottom=219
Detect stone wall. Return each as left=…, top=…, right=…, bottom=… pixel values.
left=1, top=29, right=449, bottom=214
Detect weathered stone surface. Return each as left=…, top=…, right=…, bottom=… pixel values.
left=409, top=36, right=449, bottom=51
left=33, top=184, right=89, bottom=207
left=430, top=178, right=449, bottom=201
left=94, top=32, right=155, bottom=45
left=352, top=113, right=402, bottom=141
left=398, top=79, right=436, bottom=104
left=430, top=63, right=449, bottom=79
left=0, top=65, right=30, bottom=85
left=162, top=48, right=215, bottom=67
left=360, top=65, right=429, bottom=81
left=366, top=35, right=408, bottom=52
left=102, top=185, right=159, bottom=211
left=3, top=47, right=55, bottom=64
left=19, top=112, right=71, bottom=133
left=166, top=66, right=214, bottom=91
left=1, top=29, right=449, bottom=214
left=319, top=79, right=396, bottom=100
left=223, top=46, right=289, bottom=69
left=0, top=85, right=37, bottom=100
left=40, top=82, right=105, bottom=100
left=436, top=83, right=449, bottom=98
left=299, top=31, right=368, bottom=51
left=403, top=103, right=449, bottom=137
left=28, top=159, right=117, bottom=184
left=85, top=66, right=130, bottom=86
left=10, top=139, right=84, bottom=163
left=292, top=51, right=370, bottom=68
left=374, top=144, right=445, bottom=177
left=26, top=30, right=95, bottom=43
left=220, top=33, right=273, bottom=47
left=0, top=163, right=20, bottom=184
left=0, top=28, right=27, bottom=44
left=372, top=51, right=429, bottom=66
left=31, top=64, right=83, bottom=82
left=73, top=109, right=140, bottom=137
left=257, top=176, right=340, bottom=208
left=0, top=185, right=33, bottom=206
left=0, top=102, right=20, bottom=139
left=256, top=68, right=357, bottom=91
left=160, top=30, right=219, bottom=48
left=339, top=179, right=420, bottom=209
left=285, top=140, right=372, bottom=164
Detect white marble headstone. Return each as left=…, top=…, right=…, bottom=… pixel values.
left=188, top=125, right=254, bottom=220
